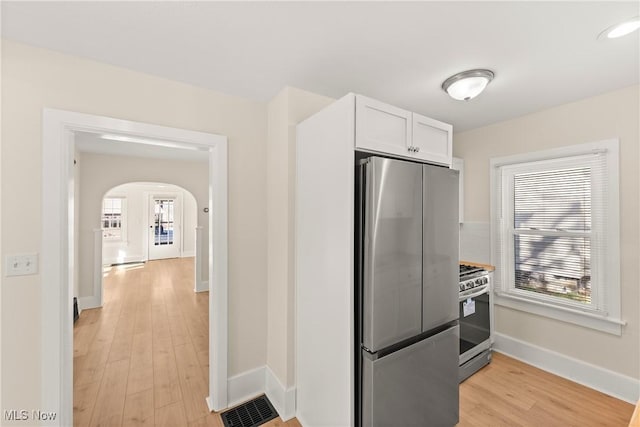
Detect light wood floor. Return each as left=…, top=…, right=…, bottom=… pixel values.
left=73, top=258, right=300, bottom=427
left=75, top=258, right=633, bottom=426
left=458, top=352, right=634, bottom=426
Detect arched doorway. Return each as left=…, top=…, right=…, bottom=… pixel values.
left=101, top=182, right=199, bottom=268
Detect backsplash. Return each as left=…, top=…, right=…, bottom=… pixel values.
left=460, top=222, right=491, bottom=265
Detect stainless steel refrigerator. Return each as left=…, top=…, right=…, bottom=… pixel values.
left=356, top=156, right=460, bottom=427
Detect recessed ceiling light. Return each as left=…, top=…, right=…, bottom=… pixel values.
left=599, top=16, right=640, bottom=39
left=442, top=69, right=495, bottom=101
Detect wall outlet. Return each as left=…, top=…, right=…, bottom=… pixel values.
left=5, top=253, right=39, bottom=277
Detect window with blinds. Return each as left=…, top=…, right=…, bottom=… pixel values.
left=490, top=140, right=621, bottom=334
left=102, top=197, right=125, bottom=240
left=513, top=167, right=592, bottom=304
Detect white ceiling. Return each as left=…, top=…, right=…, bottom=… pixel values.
left=2, top=1, right=639, bottom=132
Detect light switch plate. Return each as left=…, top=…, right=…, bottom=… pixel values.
left=5, top=253, right=39, bottom=277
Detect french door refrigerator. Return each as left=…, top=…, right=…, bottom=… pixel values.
left=356, top=156, right=459, bottom=427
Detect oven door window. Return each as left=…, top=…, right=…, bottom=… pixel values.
left=459, top=292, right=490, bottom=355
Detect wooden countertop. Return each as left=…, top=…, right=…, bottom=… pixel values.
left=460, top=260, right=495, bottom=272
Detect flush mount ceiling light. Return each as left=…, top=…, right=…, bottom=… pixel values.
left=442, top=69, right=495, bottom=101
left=598, top=16, right=640, bottom=39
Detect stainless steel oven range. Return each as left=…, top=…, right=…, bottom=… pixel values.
left=458, top=264, right=492, bottom=382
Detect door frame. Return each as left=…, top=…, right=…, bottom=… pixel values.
left=42, top=108, right=229, bottom=425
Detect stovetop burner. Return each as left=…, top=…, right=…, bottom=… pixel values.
left=459, top=264, right=484, bottom=278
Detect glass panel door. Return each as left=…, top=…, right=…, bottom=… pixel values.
left=154, top=199, right=175, bottom=246
left=149, top=196, right=181, bottom=260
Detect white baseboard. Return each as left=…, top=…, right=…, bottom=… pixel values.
left=78, top=296, right=101, bottom=311
left=195, top=280, right=208, bottom=293
left=182, top=250, right=196, bottom=258
left=103, top=255, right=144, bottom=265
left=225, top=365, right=296, bottom=420
left=493, top=332, right=640, bottom=404
left=227, top=366, right=266, bottom=408
left=265, top=366, right=296, bottom=421
left=206, top=396, right=215, bottom=413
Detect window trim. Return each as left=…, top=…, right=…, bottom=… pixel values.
left=490, top=139, right=623, bottom=335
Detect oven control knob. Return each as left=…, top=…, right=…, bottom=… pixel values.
left=459, top=283, right=464, bottom=291
left=475, top=279, right=482, bottom=285
left=481, top=277, right=488, bottom=285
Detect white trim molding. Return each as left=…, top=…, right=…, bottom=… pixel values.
left=42, top=108, right=229, bottom=425
left=225, top=365, right=297, bottom=421
left=227, top=367, right=267, bottom=408
left=265, top=367, right=296, bottom=421
left=194, top=226, right=206, bottom=292
left=77, top=296, right=101, bottom=311
left=93, top=229, right=104, bottom=308
left=494, top=332, right=640, bottom=404
left=196, top=281, right=209, bottom=294
left=103, top=255, right=145, bottom=266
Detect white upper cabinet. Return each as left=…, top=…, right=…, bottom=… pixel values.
left=412, top=113, right=452, bottom=166
left=355, top=95, right=412, bottom=157
left=355, top=94, right=452, bottom=166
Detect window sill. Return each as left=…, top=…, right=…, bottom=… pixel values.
left=494, top=291, right=625, bottom=336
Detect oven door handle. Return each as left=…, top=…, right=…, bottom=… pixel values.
left=459, top=284, right=490, bottom=301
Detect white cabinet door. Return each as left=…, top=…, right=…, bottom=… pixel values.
left=355, top=95, right=412, bottom=158
left=412, top=113, right=452, bottom=166
left=451, top=157, right=464, bottom=223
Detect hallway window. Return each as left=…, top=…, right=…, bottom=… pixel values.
left=102, top=197, right=126, bottom=240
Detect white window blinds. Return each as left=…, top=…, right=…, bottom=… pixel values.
left=513, top=165, right=593, bottom=304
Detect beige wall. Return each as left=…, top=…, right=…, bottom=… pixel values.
left=78, top=153, right=207, bottom=297
left=1, top=39, right=268, bottom=413
left=453, top=85, right=640, bottom=379
left=266, top=87, right=334, bottom=388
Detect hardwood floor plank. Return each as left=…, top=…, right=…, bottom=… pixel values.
left=134, top=305, right=153, bottom=335
left=74, top=347, right=109, bottom=386
left=168, top=313, right=190, bottom=347
left=261, top=418, right=303, bottom=427
left=155, top=401, right=188, bottom=427
left=187, top=414, right=223, bottom=427
left=173, top=342, right=211, bottom=422
left=89, top=358, right=130, bottom=427
left=122, top=388, right=155, bottom=426
left=107, top=314, right=135, bottom=363
left=73, top=380, right=101, bottom=427
left=74, top=314, right=100, bottom=357
left=127, top=332, right=154, bottom=396
left=153, top=342, right=183, bottom=409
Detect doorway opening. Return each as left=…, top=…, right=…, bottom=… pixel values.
left=41, top=109, right=229, bottom=425
left=101, top=182, right=200, bottom=263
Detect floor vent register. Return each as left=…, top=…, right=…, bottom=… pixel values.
left=221, top=394, right=278, bottom=427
